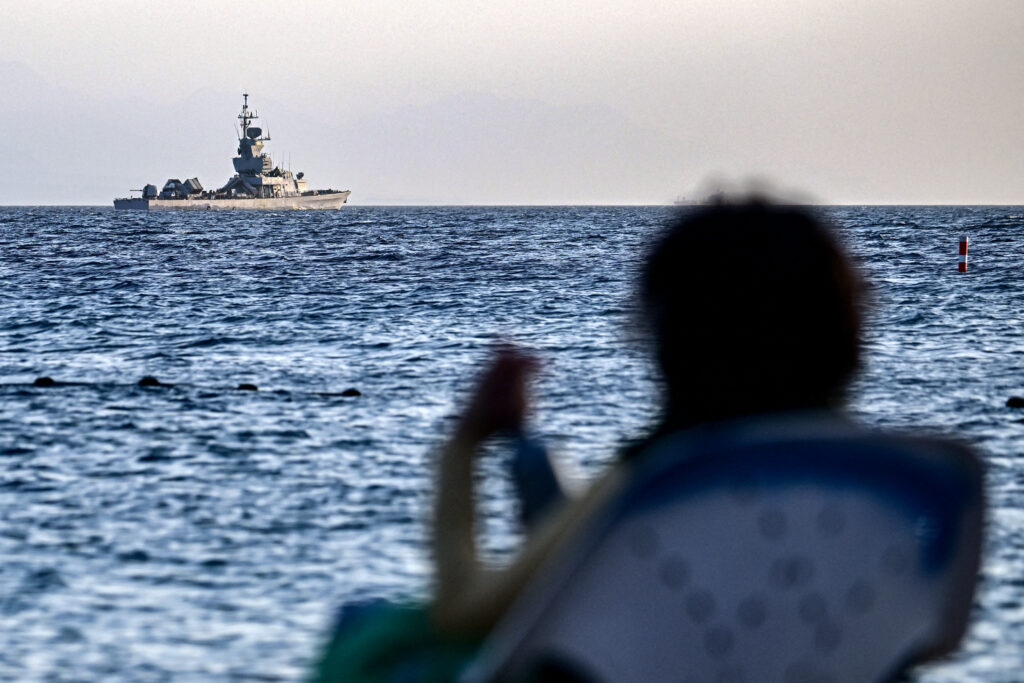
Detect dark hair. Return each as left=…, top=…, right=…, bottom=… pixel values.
left=638, top=199, right=862, bottom=437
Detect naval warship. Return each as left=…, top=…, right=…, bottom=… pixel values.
left=114, top=94, right=350, bottom=210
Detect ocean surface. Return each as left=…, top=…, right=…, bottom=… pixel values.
left=0, top=205, right=1021, bottom=681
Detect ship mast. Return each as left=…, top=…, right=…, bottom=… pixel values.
left=238, top=92, right=255, bottom=139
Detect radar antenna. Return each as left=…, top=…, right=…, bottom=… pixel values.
left=238, top=91, right=259, bottom=138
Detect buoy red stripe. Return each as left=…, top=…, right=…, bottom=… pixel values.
left=958, top=235, right=968, bottom=273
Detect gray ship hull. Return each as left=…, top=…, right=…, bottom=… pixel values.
left=114, top=190, right=350, bottom=211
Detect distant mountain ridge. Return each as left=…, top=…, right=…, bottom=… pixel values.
left=0, top=62, right=691, bottom=205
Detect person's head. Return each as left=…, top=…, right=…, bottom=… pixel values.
left=640, top=198, right=863, bottom=428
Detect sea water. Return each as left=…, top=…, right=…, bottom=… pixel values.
left=0, top=206, right=1021, bottom=680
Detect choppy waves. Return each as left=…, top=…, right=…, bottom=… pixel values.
left=0, top=205, right=1021, bottom=680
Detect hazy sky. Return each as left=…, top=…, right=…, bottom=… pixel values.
left=2, top=1, right=1023, bottom=204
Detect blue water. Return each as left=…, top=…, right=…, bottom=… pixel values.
left=0, top=206, right=1021, bottom=680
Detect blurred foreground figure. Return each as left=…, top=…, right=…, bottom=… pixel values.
left=314, top=200, right=985, bottom=683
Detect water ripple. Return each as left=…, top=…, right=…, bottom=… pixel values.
left=0, top=205, right=1020, bottom=680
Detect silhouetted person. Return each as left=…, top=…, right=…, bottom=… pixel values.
left=314, top=199, right=983, bottom=683
left=432, top=200, right=865, bottom=635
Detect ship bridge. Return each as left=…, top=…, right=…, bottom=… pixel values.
left=232, top=92, right=273, bottom=176
left=219, top=93, right=308, bottom=199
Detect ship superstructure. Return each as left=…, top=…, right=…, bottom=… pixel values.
left=114, top=94, right=350, bottom=210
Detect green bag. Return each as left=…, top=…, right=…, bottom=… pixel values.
left=312, top=602, right=481, bottom=683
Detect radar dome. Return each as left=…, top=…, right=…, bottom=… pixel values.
left=246, top=127, right=262, bottom=139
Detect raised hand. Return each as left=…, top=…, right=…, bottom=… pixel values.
left=454, top=344, right=539, bottom=445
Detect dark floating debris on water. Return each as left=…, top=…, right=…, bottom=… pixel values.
left=31, top=377, right=87, bottom=388
left=314, top=387, right=364, bottom=398
left=1006, top=396, right=1024, bottom=408
left=10, top=376, right=360, bottom=399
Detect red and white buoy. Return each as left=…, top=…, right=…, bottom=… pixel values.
left=958, top=235, right=968, bottom=273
